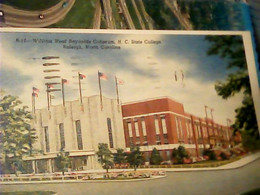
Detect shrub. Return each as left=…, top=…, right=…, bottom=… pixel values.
left=172, top=146, right=190, bottom=164
left=150, top=148, right=162, bottom=165
left=203, top=149, right=216, bottom=160
left=220, top=152, right=229, bottom=160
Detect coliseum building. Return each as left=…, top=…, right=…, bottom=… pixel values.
left=26, top=95, right=125, bottom=173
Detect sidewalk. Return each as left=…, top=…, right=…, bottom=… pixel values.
left=158, top=151, right=260, bottom=172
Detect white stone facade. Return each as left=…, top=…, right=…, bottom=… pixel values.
left=27, top=95, right=125, bottom=172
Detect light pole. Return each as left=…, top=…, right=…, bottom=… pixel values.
left=204, top=105, right=211, bottom=148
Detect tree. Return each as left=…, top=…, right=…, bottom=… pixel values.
left=56, top=150, right=71, bottom=175
left=96, top=143, right=114, bottom=173
left=113, top=148, right=127, bottom=164
left=127, top=146, right=144, bottom=171
left=206, top=35, right=260, bottom=150
left=172, top=146, right=189, bottom=164
left=0, top=93, right=37, bottom=173
left=150, top=148, right=162, bottom=165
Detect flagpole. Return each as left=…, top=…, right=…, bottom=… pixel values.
left=78, top=72, right=83, bottom=105
left=115, top=76, right=120, bottom=105
left=204, top=105, right=210, bottom=148
left=47, top=85, right=50, bottom=110
left=50, top=95, right=52, bottom=106
left=32, top=92, right=35, bottom=115
left=98, top=71, right=103, bottom=110
left=61, top=78, right=65, bottom=107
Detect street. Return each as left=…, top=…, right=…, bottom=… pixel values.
left=0, top=0, right=75, bottom=27
left=1, top=159, right=260, bottom=195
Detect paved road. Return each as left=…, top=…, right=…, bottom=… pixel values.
left=93, top=0, right=102, bottom=29
left=101, top=0, right=115, bottom=29
left=0, top=0, right=75, bottom=27
left=131, top=0, right=145, bottom=29
left=1, top=159, right=260, bottom=195
left=164, top=0, right=192, bottom=30
left=138, top=0, right=154, bottom=30
left=118, top=0, right=135, bottom=29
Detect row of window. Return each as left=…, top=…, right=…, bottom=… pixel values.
left=127, top=115, right=168, bottom=146
left=43, top=118, right=114, bottom=153
left=126, top=115, right=230, bottom=146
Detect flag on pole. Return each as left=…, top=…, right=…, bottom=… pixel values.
left=116, top=78, right=124, bottom=85
left=62, top=79, right=69, bottom=84
left=79, top=74, right=86, bottom=80
left=174, top=71, right=177, bottom=81
left=181, top=70, right=184, bottom=81
left=33, top=87, right=39, bottom=92
left=47, top=84, right=54, bottom=89
left=98, top=72, right=108, bottom=81
left=32, top=92, right=38, bottom=97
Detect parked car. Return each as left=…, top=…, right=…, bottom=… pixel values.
left=38, top=14, right=44, bottom=19
left=62, top=1, right=69, bottom=8
left=0, top=10, right=5, bottom=22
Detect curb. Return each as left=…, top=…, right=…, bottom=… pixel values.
left=154, top=152, right=260, bottom=172
left=0, top=175, right=166, bottom=185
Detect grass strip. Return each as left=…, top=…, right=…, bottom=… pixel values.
left=50, top=0, right=97, bottom=29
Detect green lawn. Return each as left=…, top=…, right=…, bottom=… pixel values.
left=0, top=191, right=56, bottom=195
left=1, top=0, right=61, bottom=11
left=50, top=0, right=96, bottom=28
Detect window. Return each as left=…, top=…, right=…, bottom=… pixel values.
left=107, top=118, right=114, bottom=148
left=197, top=123, right=201, bottom=138
left=59, top=123, right=65, bottom=150
left=154, top=116, right=160, bottom=135
left=161, top=115, right=167, bottom=134
left=163, top=134, right=168, bottom=144
left=127, top=122, right=133, bottom=137
left=44, top=126, right=50, bottom=153
left=129, top=137, right=134, bottom=147
left=178, top=118, right=183, bottom=139
left=141, top=118, right=147, bottom=136
left=189, top=121, right=193, bottom=138
left=175, top=116, right=180, bottom=139
left=156, top=135, right=161, bottom=145
left=134, top=121, right=139, bottom=137
left=186, top=120, right=190, bottom=138
left=75, top=120, right=83, bottom=150
left=203, top=126, right=208, bottom=137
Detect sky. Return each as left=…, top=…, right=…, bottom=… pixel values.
left=0, top=31, right=246, bottom=125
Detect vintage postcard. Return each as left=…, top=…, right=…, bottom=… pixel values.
left=0, top=29, right=260, bottom=195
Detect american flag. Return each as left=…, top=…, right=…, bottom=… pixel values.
left=98, top=72, right=108, bottom=81
left=79, top=74, right=86, bottom=80
left=32, top=87, right=39, bottom=92
left=62, top=79, right=69, bottom=84
left=32, top=92, right=38, bottom=97
left=117, top=78, right=124, bottom=85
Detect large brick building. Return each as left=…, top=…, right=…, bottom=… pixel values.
left=122, top=97, right=232, bottom=161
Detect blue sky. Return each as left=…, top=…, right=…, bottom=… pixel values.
left=0, top=31, right=246, bottom=124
